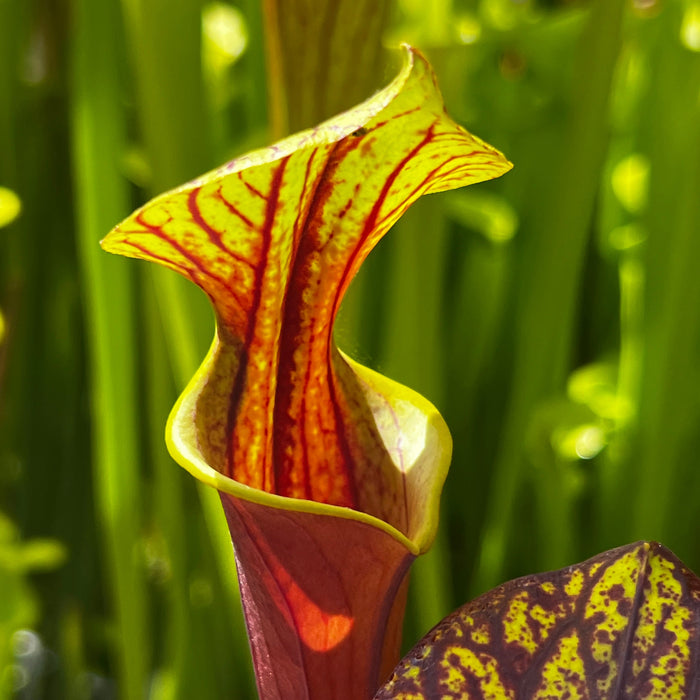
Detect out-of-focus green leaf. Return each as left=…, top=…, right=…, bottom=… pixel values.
left=0, top=513, right=66, bottom=700
left=680, top=3, right=700, bottom=52
left=376, top=542, right=700, bottom=699
left=0, top=188, right=20, bottom=229
left=443, top=190, right=518, bottom=244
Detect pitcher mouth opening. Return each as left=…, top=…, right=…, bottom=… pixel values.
left=166, top=334, right=452, bottom=557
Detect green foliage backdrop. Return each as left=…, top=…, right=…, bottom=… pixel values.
left=1, top=0, right=699, bottom=697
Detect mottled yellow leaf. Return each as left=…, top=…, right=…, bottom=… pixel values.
left=376, top=542, right=700, bottom=699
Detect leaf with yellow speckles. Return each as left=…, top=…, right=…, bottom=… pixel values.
left=375, top=542, right=700, bottom=699
left=102, top=46, right=511, bottom=700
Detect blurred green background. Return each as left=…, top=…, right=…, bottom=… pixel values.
left=1, top=0, right=699, bottom=697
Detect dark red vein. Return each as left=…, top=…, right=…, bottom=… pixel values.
left=272, top=143, right=355, bottom=502
left=132, top=214, right=249, bottom=312
left=369, top=107, right=421, bottom=134
left=226, top=157, right=289, bottom=486
left=329, top=123, right=438, bottom=324
left=187, top=187, right=255, bottom=270
left=291, top=150, right=320, bottom=252
left=214, top=184, right=256, bottom=230
left=377, top=151, right=465, bottom=229
left=238, top=171, right=267, bottom=201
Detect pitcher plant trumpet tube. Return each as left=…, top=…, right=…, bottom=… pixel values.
left=102, top=46, right=512, bottom=700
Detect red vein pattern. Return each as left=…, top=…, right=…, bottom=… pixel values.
left=102, top=47, right=512, bottom=542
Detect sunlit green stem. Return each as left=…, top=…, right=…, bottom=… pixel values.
left=633, top=23, right=700, bottom=540
left=617, top=255, right=644, bottom=417
left=472, top=0, right=626, bottom=594
left=143, top=284, right=189, bottom=700
left=70, top=0, right=149, bottom=696
left=599, top=251, right=644, bottom=539
left=120, top=0, right=210, bottom=191
left=534, top=455, right=577, bottom=571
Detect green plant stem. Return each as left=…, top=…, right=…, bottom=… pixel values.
left=444, top=232, right=511, bottom=595
left=143, top=284, right=190, bottom=700
left=632, top=20, right=700, bottom=543
left=472, top=0, right=626, bottom=595
left=599, top=251, right=644, bottom=539
left=70, top=0, right=149, bottom=696
left=120, top=0, right=210, bottom=191
left=0, top=0, right=22, bottom=187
